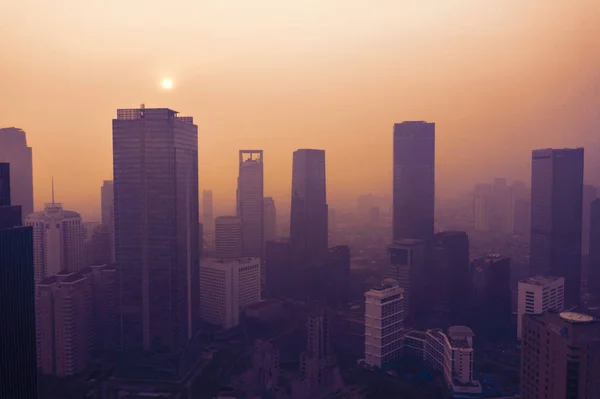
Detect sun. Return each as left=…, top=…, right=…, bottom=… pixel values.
left=161, top=79, right=173, bottom=89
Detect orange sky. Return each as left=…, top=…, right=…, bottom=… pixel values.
left=2, top=0, right=600, bottom=220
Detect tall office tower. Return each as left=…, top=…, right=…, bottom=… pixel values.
left=36, top=270, right=93, bottom=377
left=512, top=180, right=530, bottom=236
left=202, top=190, right=214, bottom=234
left=26, top=201, right=85, bottom=284
left=489, top=178, right=514, bottom=234
left=393, top=121, right=435, bottom=241
left=364, top=280, right=405, bottom=368
left=85, top=225, right=112, bottom=266
left=113, top=107, right=200, bottom=352
left=590, top=199, right=600, bottom=297
left=582, top=184, right=597, bottom=256
left=473, top=183, right=492, bottom=231
left=0, top=127, right=34, bottom=220
left=265, top=238, right=294, bottom=298
left=82, top=264, right=119, bottom=352
left=516, top=275, right=565, bottom=339
left=386, top=239, right=426, bottom=320
left=530, top=148, right=584, bottom=307
left=430, top=231, right=470, bottom=326
left=199, top=257, right=261, bottom=329
left=237, top=150, right=264, bottom=259
left=215, top=216, right=243, bottom=259
left=0, top=163, right=37, bottom=399
left=471, top=254, right=511, bottom=339
left=290, top=149, right=328, bottom=266
left=100, top=180, right=115, bottom=262
left=263, top=197, right=276, bottom=242
left=521, top=311, right=600, bottom=399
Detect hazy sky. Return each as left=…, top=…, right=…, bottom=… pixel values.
left=2, top=0, right=600, bottom=220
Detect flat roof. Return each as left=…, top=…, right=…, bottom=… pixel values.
left=520, top=275, right=563, bottom=286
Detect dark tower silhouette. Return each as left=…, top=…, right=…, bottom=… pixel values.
left=290, top=149, right=328, bottom=266
left=589, top=199, right=600, bottom=297
left=0, top=128, right=34, bottom=221
left=530, top=148, right=584, bottom=307
left=112, top=107, right=200, bottom=352
left=393, top=121, right=435, bottom=241
left=0, top=162, right=37, bottom=399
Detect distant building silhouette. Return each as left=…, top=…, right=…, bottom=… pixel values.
left=588, top=199, right=600, bottom=297
left=265, top=238, right=294, bottom=298
left=215, top=216, right=243, bottom=259
left=237, top=150, right=264, bottom=260
left=473, top=183, right=492, bottom=231
left=113, top=107, right=200, bottom=352
left=290, top=149, right=328, bottom=266
left=0, top=163, right=37, bottom=399
left=202, top=190, right=214, bottom=234
left=530, top=148, right=584, bottom=307
left=199, top=257, right=261, bottom=328
left=26, top=201, right=85, bottom=284
left=100, top=180, right=115, bottom=263
left=521, top=311, right=600, bottom=398
left=512, top=180, right=530, bottom=236
left=392, top=121, right=435, bottom=241
left=263, top=197, right=276, bottom=242
left=0, top=127, right=34, bottom=220
left=516, top=275, right=564, bottom=339
left=582, top=184, right=597, bottom=256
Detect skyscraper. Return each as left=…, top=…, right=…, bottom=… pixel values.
left=0, top=127, right=34, bottom=220
left=100, top=180, right=115, bottom=263
left=237, top=150, right=264, bottom=259
left=530, top=148, right=584, bottom=306
left=393, top=121, right=435, bottom=241
left=26, top=201, right=85, bottom=284
left=516, top=275, right=564, bottom=339
left=263, top=197, right=276, bottom=242
left=386, top=239, right=426, bottom=320
left=113, top=107, right=199, bottom=352
left=0, top=163, right=37, bottom=399
left=202, top=190, right=214, bottom=234
left=589, top=199, right=600, bottom=297
left=290, top=149, right=328, bottom=266
left=582, top=184, right=597, bottom=256
left=473, top=183, right=492, bottom=232
left=215, top=215, right=243, bottom=259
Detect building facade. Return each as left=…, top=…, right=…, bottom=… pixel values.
left=100, top=180, right=115, bottom=263
left=290, top=149, right=328, bottom=266
left=202, top=189, right=214, bottom=234
left=582, top=184, right=597, bottom=256
left=263, top=197, right=276, bottom=242
left=113, top=107, right=200, bottom=352
left=215, top=216, right=243, bottom=259
left=393, top=121, right=435, bottom=241
left=386, top=239, right=426, bottom=321
left=589, top=199, right=600, bottom=297
left=237, top=150, right=264, bottom=259
left=364, top=280, right=405, bottom=368
left=199, top=257, right=261, bottom=329
left=517, top=275, right=565, bottom=339
left=0, top=127, right=34, bottom=220
left=26, top=202, right=85, bottom=284
left=530, top=148, right=584, bottom=306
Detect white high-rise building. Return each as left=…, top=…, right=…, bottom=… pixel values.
left=517, top=275, right=565, bottom=339
left=26, top=202, right=85, bottom=284
left=364, top=279, right=404, bottom=368
left=199, top=257, right=261, bottom=329
left=215, top=216, right=243, bottom=259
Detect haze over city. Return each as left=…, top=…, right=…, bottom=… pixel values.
left=3, top=0, right=600, bottom=219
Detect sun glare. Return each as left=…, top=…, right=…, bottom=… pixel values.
left=161, top=79, right=173, bottom=89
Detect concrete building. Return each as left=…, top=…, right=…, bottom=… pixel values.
left=84, top=264, right=119, bottom=352
left=386, top=239, right=426, bottom=321
left=0, top=127, right=34, bottom=221
left=252, top=340, right=280, bottom=391
left=36, top=270, right=93, bottom=377
left=290, top=149, right=328, bottom=266
left=393, top=121, right=435, bottom=241
left=237, top=150, right=264, bottom=259
left=199, top=257, right=261, bottom=329
left=263, top=197, right=276, bottom=242
left=589, top=199, right=600, bottom=297
left=473, top=183, right=492, bottom=232
left=364, top=279, right=405, bottom=368
left=215, top=216, right=243, bottom=259
left=202, top=189, right=214, bottom=234
left=520, top=311, right=600, bottom=399
left=26, top=202, right=85, bottom=284
left=404, top=326, right=482, bottom=397
left=530, top=148, right=584, bottom=307
left=517, top=275, right=565, bottom=339
left=265, top=238, right=294, bottom=298
left=0, top=163, right=37, bottom=399
left=113, top=107, right=200, bottom=352
left=100, top=180, right=115, bottom=263
left=582, top=185, right=597, bottom=256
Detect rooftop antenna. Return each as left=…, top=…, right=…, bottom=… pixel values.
left=51, top=176, right=55, bottom=205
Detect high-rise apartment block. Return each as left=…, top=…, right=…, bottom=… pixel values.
left=393, top=121, right=435, bottom=241
left=290, top=149, right=328, bottom=266
left=26, top=202, right=85, bottom=284
left=113, top=107, right=200, bottom=352
left=237, top=150, right=264, bottom=259
left=36, top=270, right=93, bottom=377
left=386, top=239, right=426, bottom=320
left=0, top=127, right=34, bottom=220
left=521, top=311, right=600, bottom=399
left=199, top=257, right=261, bottom=329
left=0, top=163, right=37, bottom=399
left=517, top=275, right=565, bottom=339
left=530, top=148, right=584, bottom=307
left=215, top=216, right=243, bottom=259
left=364, top=280, right=405, bottom=368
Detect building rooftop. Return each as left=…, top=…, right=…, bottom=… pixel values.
left=559, top=312, right=595, bottom=324
left=520, top=275, right=563, bottom=286
left=390, top=239, right=425, bottom=247
left=245, top=300, right=280, bottom=310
